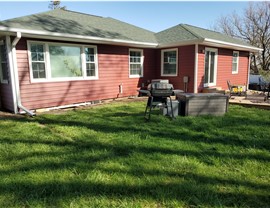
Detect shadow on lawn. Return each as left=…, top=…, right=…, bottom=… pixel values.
left=0, top=135, right=269, bottom=207
left=0, top=137, right=269, bottom=207
left=31, top=106, right=270, bottom=152
left=1, top=176, right=269, bottom=207
left=0, top=104, right=270, bottom=207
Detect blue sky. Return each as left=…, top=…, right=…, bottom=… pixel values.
left=0, top=1, right=249, bottom=32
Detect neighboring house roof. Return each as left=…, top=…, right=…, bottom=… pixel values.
left=0, top=9, right=261, bottom=52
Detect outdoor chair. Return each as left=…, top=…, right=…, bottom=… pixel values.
left=227, top=80, right=247, bottom=98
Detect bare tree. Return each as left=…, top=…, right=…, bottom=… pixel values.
left=214, top=2, right=270, bottom=74
left=48, top=0, right=66, bottom=10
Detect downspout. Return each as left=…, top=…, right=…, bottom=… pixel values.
left=194, top=44, right=198, bottom=93
left=6, top=36, right=18, bottom=113
left=247, top=52, right=251, bottom=90
left=11, top=32, right=35, bottom=116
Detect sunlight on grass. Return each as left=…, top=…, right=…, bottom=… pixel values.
left=0, top=101, right=269, bottom=207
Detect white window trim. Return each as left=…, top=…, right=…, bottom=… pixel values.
left=232, top=51, right=239, bottom=74
left=27, top=40, right=99, bottom=83
left=161, top=48, right=178, bottom=77
left=204, top=47, right=218, bottom=87
left=0, top=40, right=8, bottom=84
left=129, top=48, right=144, bottom=78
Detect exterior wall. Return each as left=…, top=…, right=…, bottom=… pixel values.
left=17, top=38, right=157, bottom=110
left=197, top=45, right=249, bottom=92
left=156, top=45, right=195, bottom=92
left=6, top=39, right=250, bottom=112
left=0, top=83, right=14, bottom=112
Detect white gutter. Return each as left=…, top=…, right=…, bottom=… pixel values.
left=11, top=32, right=35, bottom=116
left=194, top=44, right=198, bottom=93
left=0, top=26, right=158, bottom=48
left=203, top=38, right=262, bottom=53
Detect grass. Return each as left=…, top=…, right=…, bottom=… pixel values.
left=0, top=99, right=269, bottom=207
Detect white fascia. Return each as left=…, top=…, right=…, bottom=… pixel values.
left=203, top=38, right=262, bottom=53
left=0, top=26, right=158, bottom=48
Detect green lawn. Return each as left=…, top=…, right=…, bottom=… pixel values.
left=0, top=100, right=269, bottom=208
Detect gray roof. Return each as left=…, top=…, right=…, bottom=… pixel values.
left=155, top=24, right=252, bottom=47
left=0, top=9, right=157, bottom=44
left=0, top=9, right=258, bottom=50
left=155, top=24, right=199, bottom=44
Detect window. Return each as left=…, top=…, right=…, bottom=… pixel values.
left=129, top=49, right=143, bottom=77
left=85, top=47, right=96, bottom=77
left=0, top=40, right=8, bottom=83
left=28, top=41, right=98, bottom=82
left=49, top=45, right=82, bottom=78
left=30, top=43, right=46, bottom=79
left=232, top=51, right=239, bottom=74
left=161, top=49, right=178, bottom=76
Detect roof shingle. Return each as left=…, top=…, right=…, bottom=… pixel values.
left=0, top=9, right=258, bottom=50
left=0, top=9, right=157, bottom=43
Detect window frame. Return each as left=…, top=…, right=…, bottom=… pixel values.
left=27, top=41, right=99, bottom=83
left=129, top=48, right=144, bottom=78
left=161, top=48, right=178, bottom=77
left=232, top=51, right=239, bottom=74
left=29, top=42, right=47, bottom=80
left=0, top=40, right=8, bottom=84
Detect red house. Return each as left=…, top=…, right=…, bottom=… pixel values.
left=0, top=9, right=261, bottom=115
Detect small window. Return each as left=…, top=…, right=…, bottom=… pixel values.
left=30, top=43, right=46, bottom=79
left=85, top=47, right=97, bottom=77
left=129, top=49, right=143, bottom=77
left=0, top=40, right=9, bottom=83
left=232, top=51, right=239, bottom=74
left=161, top=49, right=178, bottom=76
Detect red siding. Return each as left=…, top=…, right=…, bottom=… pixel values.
left=13, top=38, right=249, bottom=111
left=197, top=45, right=249, bottom=92
left=16, top=38, right=157, bottom=110
left=156, top=45, right=195, bottom=92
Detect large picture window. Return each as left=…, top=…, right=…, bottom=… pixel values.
left=0, top=40, right=8, bottom=83
left=28, top=41, right=98, bottom=82
left=232, top=51, right=239, bottom=74
left=49, top=45, right=82, bottom=78
left=129, top=49, right=143, bottom=77
left=161, top=49, right=178, bottom=76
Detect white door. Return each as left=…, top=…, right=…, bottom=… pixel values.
left=204, top=48, right=218, bottom=87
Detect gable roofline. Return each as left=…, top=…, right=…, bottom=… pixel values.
left=180, top=24, right=202, bottom=39
left=157, top=24, right=262, bottom=52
